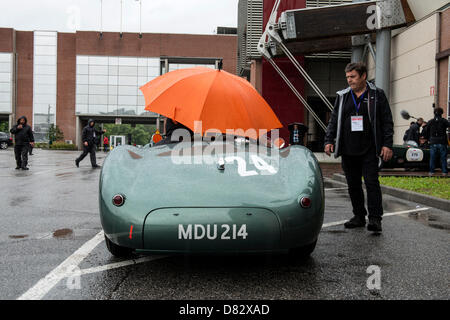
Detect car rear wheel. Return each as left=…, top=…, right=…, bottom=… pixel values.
left=0, top=142, right=7, bottom=149
left=288, top=240, right=317, bottom=260
left=105, top=235, right=133, bottom=257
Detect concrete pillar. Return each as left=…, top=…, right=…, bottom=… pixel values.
left=375, top=29, right=391, bottom=99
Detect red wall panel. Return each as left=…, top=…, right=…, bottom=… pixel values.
left=262, top=0, right=306, bottom=142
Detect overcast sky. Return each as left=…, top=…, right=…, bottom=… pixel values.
left=0, top=0, right=239, bottom=34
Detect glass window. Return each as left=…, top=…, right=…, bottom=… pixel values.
left=89, top=65, right=108, bottom=75
left=148, top=58, right=160, bottom=67
left=0, top=102, right=10, bottom=112
left=77, top=56, right=89, bottom=65
left=35, top=75, right=57, bottom=85
left=119, top=66, right=138, bottom=76
left=34, top=94, right=55, bottom=104
left=35, top=36, right=57, bottom=46
left=77, top=64, right=89, bottom=75
left=108, top=85, right=118, bottom=95
left=35, top=84, right=56, bottom=95
left=138, top=77, right=148, bottom=87
left=108, top=57, right=119, bottom=65
left=0, top=82, right=11, bottom=92
left=89, top=104, right=108, bottom=114
left=89, top=95, right=108, bottom=105
left=0, top=62, right=11, bottom=73
left=118, top=95, right=137, bottom=105
left=76, top=104, right=88, bottom=114
left=137, top=95, right=146, bottom=106
left=0, top=92, right=11, bottom=103
left=108, top=76, right=118, bottom=86
left=35, top=55, right=57, bottom=65
left=76, top=94, right=88, bottom=104
left=108, top=95, right=118, bottom=105
left=89, top=75, right=108, bottom=85
left=0, top=73, right=10, bottom=82
left=118, top=85, right=137, bottom=96
left=148, top=66, right=160, bottom=77
left=119, top=57, right=138, bottom=66
left=118, top=76, right=137, bottom=86
left=138, top=67, right=147, bottom=77
left=0, top=53, right=11, bottom=62
left=108, top=65, right=118, bottom=76
left=89, top=85, right=108, bottom=95
left=35, top=65, right=57, bottom=75
left=76, top=75, right=89, bottom=85
left=35, top=46, right=56, bottom=56
left=76, top=84, right=88, bottom=95
left=89, top=56, right=108, bottom=65
left=138, top=58, right=147, bottom=67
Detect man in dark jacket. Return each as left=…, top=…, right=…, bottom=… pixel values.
left=75, top=119, right=106, bottom=168
left=324, top=62, right=394, bottom=232
left=10, top=116, right=34, bottom=170
left=423, top=107, right=449, bottom=176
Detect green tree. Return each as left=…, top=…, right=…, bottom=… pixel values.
left=47, top=124, right=64, bottom=142
left=103, top=124, right=156, bottom=145
left=0, top=120, right=9, bottom=133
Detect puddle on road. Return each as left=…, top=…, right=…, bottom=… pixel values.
left=53, top=228, right=73, bottom=238
left=9, top=235, right=29, bottom=239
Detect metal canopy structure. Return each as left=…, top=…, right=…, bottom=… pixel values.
left=258, top=0, right=415, bottom=132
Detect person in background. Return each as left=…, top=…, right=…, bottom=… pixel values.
left=75, top=119, right=106, bottom=168
left=103, top=135, right=109, bottom=152
left=423, top=107, right=449, bottom=176
left=10, top=116, right=34, bottom=170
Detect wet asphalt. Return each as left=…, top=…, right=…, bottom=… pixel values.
left=0, top=148, right=448, bottom=300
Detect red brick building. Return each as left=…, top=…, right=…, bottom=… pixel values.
left=0, top=28, right=237, bottom=147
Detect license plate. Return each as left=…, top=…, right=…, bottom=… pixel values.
left=178, top=224, right=248, bottom=240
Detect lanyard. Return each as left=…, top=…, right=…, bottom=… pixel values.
left=351, top=89, right=367, bottom=115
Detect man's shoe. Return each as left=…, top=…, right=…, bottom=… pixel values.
left=367, top=218, right=382, bottom=232
left=21, top=167, right=29, bottom=170
left=75, top=160, right=79, bottom=168
left=344, top=216, right=366, bottom=228
left=15, top=166, right=21, bottom=170
left=92, top=165, right=101, bottom=168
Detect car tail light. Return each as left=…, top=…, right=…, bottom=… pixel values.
left=300, top=197, right=312, bottom=208
left=112, top=194, right=125, bottom=207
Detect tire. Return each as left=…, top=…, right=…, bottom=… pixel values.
left=0, top=142, right=7, bottom=150
left=288, top=240, right=317, bottom=260
left=105, top=235, right=133, bottom=257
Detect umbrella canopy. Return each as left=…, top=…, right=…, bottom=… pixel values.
left=139, top=67, right=282, bottom=139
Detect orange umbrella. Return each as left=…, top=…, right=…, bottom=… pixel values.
left=139, top=67, right=282, bottom=139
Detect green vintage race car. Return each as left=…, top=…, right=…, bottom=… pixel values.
left=99, top=140, right=324, bottom=258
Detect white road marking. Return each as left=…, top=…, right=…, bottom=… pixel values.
left=322, top=207, right=430, bottom=228
left=17, top=207, right=431, bottom=300
left=325, top=187, right=348, bottom=191
left=17, top=230, right=105, bottom=300
left=77, top=256, right=168, bottom=277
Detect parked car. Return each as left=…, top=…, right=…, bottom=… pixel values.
left=381, top=141, right=450, bottom=171
left=0, top=132, right=13, bottom=149
left=99, top=140, right=324, bottom=258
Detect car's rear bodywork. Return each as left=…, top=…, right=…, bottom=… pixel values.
left=100, top=142, right=324, bottom=255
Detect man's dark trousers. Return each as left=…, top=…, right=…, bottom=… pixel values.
left=341, top=148, right=383, bottom=220
left=14, top=145, right=29, bottom=168
left=76, top=144, right=97, bottom=167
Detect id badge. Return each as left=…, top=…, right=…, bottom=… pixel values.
left=351, top=116, right=363, bottom=132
